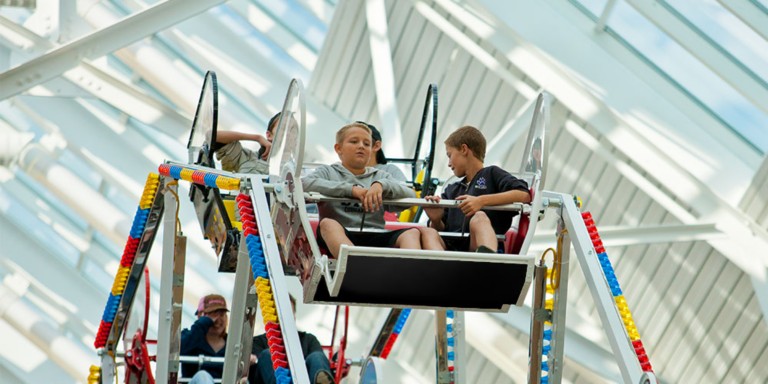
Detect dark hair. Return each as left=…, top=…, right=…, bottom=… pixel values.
left=445, top=125, right=486, bottom=162
left=267, top=112, right=282, bottom=134
left=356, top=121, right=387, bottom=164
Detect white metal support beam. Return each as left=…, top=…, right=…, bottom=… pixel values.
left=0, top=0, right=227, bottom=100
left=717, top=0, right=768, bottom=41
left=624, top=0, right=768, bottom=115
left=595, top=0, right=618, bottom=32
left=365, top=0, right=403, bottom=157
left=530, top=222, right=723, bottom=250
left=0, top=15, right=191, bottom=138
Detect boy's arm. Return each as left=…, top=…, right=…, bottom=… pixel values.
left=215, top=130, right=270, bottom=147
left=457, top=178, right=531, bottom=216
left=424, top=195, right=445, bottom=230
left=372, top=172, right=416, bottom=199
left=302, top=166, right=356, bottom=198
left=479, top=166, right=532, bottom=205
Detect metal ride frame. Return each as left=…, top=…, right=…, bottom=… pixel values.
left=91, top=74, right=658, bottom=383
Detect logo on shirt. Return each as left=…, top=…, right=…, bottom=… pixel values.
left=475, top=177, right=487, bottom=190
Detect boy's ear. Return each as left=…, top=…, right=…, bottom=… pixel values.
left=460, top=143, right=471, bottom=156
left=372, top=141, right=382, bottom=152
left=334, top=143, right=342, bottom=155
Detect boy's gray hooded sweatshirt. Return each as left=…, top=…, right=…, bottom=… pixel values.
left=302, top=163, right=414, bottom=229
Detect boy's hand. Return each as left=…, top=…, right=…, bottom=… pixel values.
left=352, top=185, right=367, bottom=201
left=456, top=194, right=485, bottom=216
left=423, top=195, right=444, bottom=224
left=364, top=182, right=384, bottom=212
left=257, top=136, right=272, bottom=159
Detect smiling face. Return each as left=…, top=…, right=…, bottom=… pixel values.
left=335, top=126, right=372, bottom=174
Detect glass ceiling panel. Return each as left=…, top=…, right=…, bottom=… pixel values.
left=572, top=0, right=768, bottom=154
left=665, top=0, right=768, bottom=83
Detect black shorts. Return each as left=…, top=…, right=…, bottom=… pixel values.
left=316, top=225, right=412, bottom=253
left=441, top=235, right=504, bottom=253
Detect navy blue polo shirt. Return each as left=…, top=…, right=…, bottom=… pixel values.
left=440, top=166, right=529, bottom=234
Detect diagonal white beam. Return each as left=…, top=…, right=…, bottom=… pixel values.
left=0, top=15, right=190, bottom=139
left=530, top=222, right=723, bottom=250
left=717, top=0, right=768, bottom=41
left=624, top=0, right=768, bottom=115
left=0, top=0, right=226, bottom=101
left=365, top=0, right=403, bottom=157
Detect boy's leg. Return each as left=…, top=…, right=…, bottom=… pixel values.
left=468, top=212, right=497, bottom=252
left=418, top=227, right=446, bottom=251
left=394, top=228, right=421, bottom=249
left=318, top=218, right=353, bottom=258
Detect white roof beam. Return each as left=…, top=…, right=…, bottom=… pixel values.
left=531, top=222, right=723, bottom=250
left=365, top=0, right=403, bottom=157
left=595, top=0, right=618, bottom=32
left=625, top=0, right=768, bottom=115
left=0, top=16, right=191, bottom=139
left=0, top=0, right=227, bottom=101
left=717, top=0, right=768, bottom=41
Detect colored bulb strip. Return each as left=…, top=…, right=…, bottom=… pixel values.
left=238, top=194, right=292, bottom=383
left=95, top=173, right=159, bottom=348
left=139, top=173, right=160, bottom=209
left=393, top=308, right=411, bottom=334
left=582, top=211, right=654, bottom=373
left=110, top=266, right=131, bottom=296
left=157, top=164, right=240, bottom=190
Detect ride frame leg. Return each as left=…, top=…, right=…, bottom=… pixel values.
left=248, top=176, right=311, bottom=383
left=156, top=179, right=185, bottom=384
left=543, top=190, right=647, bottom=384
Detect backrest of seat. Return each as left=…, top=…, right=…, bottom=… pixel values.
left=505, top=92, right=552, bottom=256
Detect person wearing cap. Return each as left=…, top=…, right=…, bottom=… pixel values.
left=213, top=112, right=281, bottom=174
left=180, top=294, right=257, bottom=383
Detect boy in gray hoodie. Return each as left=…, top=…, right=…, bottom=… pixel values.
left=302, top=122, right=422, bottom=257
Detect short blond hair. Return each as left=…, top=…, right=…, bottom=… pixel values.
left=336, top=122, right=371, bottom=144
left=445, top=125, right=486, bottom=162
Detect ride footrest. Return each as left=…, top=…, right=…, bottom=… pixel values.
left=309, top=245, right=533, bottom=312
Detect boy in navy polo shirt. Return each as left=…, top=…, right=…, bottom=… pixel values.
left=422, top=125, right=531, bottom=253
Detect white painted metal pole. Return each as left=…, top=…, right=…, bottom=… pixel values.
left=156, top=180, right=178, bottom=383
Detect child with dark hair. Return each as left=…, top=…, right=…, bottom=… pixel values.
left=213, top=112, right=281, bottom=174
left=358, top=121, right=407, bottom=182
left=422, top=125, right=531, bottom=253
